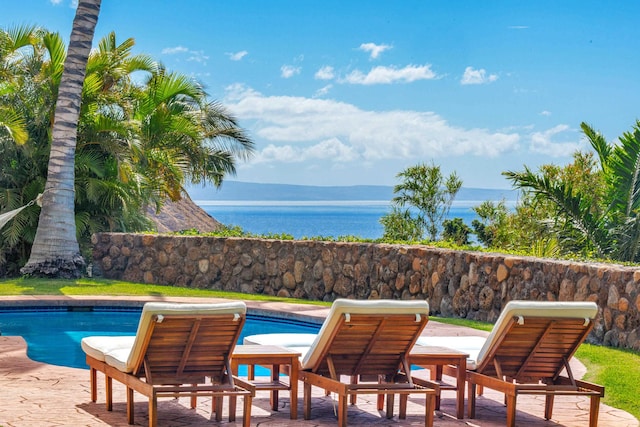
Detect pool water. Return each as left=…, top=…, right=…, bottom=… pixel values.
left=0, top=307, right=320, bottom=371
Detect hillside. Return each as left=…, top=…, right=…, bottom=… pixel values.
left=187, top=181, right=518, bottom=202
left=147, top=194, right=221, bottom=233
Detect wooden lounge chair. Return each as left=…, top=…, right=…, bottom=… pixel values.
left=298, top=299, right=437, bottom=427
left=81, top=302, right=254, bottom=427
left=421, top=300, right=604, bottom=427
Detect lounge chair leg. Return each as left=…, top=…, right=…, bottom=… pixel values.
left=228, top=395, right=237, bottom=422
left=545, top=394, right=554, bottom=420
left=350, top=375, right=357, bottom=405
left=425, top=392, right=435, bottom=427
left=467, top=382, right=476, bottom=418
left=589, top=396, right=601, bottom=427
left=338, top=393, right=348, bottom=427
left=190, top=384, right=197, bottom=409
left=243, top=395, right=252, bottom=427
left=271, top=364, right=280, bottom=410
left=126, top=386, right=134, bottom=424
left=148, top=391, right=157, bottom=427
left=377, top=393, right=384, bottom=410
left=399, top=394, right=408, bottom=419
left=304, top=382, right=312, bottom=420
left=90, top=367, right=97, bottom=402
left=105, top=375, right=112, bottom=411
left=386, top=393, right=395, bottom=419
left=505, top=394, right=517, bottom=427
left=215, top=395, right=223, bottom=421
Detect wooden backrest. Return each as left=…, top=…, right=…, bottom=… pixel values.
left=141, top=313, right=245, bottom=384
left=476, top=315, right=594, bottom=382
left=313, top=312, right=428, bottom=377
left=127, top=302, right=246, bottom=385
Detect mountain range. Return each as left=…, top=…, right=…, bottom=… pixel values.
left=187, top=181, right=518, bottom=202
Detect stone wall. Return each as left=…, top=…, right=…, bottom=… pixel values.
left=92, top=232, right=640, bottom=350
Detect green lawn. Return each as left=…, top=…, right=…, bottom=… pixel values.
left=0, top=277, right=638, bottom=420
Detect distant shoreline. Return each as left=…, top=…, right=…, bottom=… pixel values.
left=188, top=181, right=518, bottom=203
left=194, top=199, right=516, bottom=208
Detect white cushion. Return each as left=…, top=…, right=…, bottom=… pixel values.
left=81, top=335, right=136, bottom=362
left=415, top=336, right=486, bottom=370
left=301, top=299, right=430, bottom=371
left=243, top=332, right=317, bottom=347
left=104, top=347, right=131, bottom=372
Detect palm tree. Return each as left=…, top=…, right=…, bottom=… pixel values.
left=2, top=23, right=253, bottom=276
left=133, top=67, right=254, bottom=211
left=22, top=0, right=102, bottom=277
left=0, top=25, right=58, bottom=274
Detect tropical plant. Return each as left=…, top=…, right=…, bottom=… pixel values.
left=380, top=206, right=423, bottom=241
left=382, top=162, right=462, bottom=241
left=0, top=25, right=57, bottom=275
left=442, top=217, right=471, bottom=245
left=0, top=22, right=254, bottom=277
left=504, top=121, right=640, bottom=262
left=471, top=200, right=511, bottom=248
left=132, top=67, right=253, bottom=211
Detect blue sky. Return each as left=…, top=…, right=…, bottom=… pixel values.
left=3, top=1, right=640, bottom=189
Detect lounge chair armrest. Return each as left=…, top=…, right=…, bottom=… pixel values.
left=232, top=376, right=256, bottom=396
left=410, top=376, right=441, bottom=394
left=555, top=376, right=605, bottom=396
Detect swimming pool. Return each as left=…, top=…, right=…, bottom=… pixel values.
left=0, top=306, right=320, bottom=370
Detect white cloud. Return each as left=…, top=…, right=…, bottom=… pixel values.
left=540, top=110, right=552, bottom=116
left=161, top=46, right=208, bottom=64
left=342, top=64, right=437, bottom=85
left=461, top=66, right=498, bottom=85
left=227, top=50, right=248, bottom=61
left=224, top=84, right=520, bottom=165
left=251, top=138, right=358, bottom=164
left=315, top=66, right=335, bottom=80
left=359, top=42, right=392, bottom=59
left=308, top=138, right=358, bottom=161
left=187, top=50, right=209, bottom=64
left=281, top=65, right=301, bottom=78
left=162, top=46, right=189, bottom=55
left=314, top=84, right=333, bottom=97
left=50, top=0, right=77, bottom=6
left=508, top=25, right=529, bottom=29
left=529, top=124, right=581, bottom=156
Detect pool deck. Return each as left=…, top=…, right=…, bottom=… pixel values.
left=0, top=295, right=637, bottom=427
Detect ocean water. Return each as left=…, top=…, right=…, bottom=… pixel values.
left=197, top=200, right=487, bottom=240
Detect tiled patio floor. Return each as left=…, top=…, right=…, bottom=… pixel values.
left=0, top=296, right=637, bottom=427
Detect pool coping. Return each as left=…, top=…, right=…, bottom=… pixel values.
left=0, top=295, right=330, bottom=325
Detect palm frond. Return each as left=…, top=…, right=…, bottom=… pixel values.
left=607, top=122, right=640, bottom=217
left=504, top=168, right=610, bottom=256
left=0, top=107, right=28, bottom=144
left=581, top=122, right=611, bottom=171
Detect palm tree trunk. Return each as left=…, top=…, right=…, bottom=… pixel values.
left=21, top=0, right=102, bottom=278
